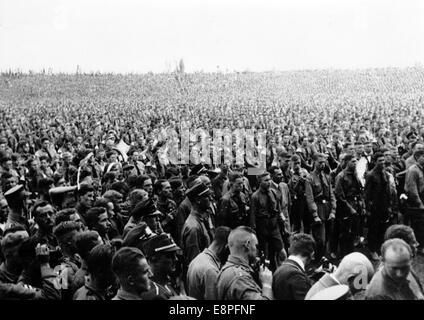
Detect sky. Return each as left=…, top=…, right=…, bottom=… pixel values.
left=1, top=0, right=424, bottom=73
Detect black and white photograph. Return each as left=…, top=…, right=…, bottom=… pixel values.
left=0, top=0, right=424, bottom=305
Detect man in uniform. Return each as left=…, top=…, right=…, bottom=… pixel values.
left=288, top=155, right=312, bottom=234
left=216, top=226, right=273, bottom=300
left=250, top=172, right=283, bottom=270
left=218, top=173, right=249, bottom=229
left=364, top=152, right=396, bottom=260
left=334, top=154, right=365, bottom=257
left=181, top=183, right=214, bottom=266
left=305, top=153, right=336, bottom=260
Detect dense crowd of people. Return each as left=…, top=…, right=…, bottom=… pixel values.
left=0, top=68, right=424, bottom=300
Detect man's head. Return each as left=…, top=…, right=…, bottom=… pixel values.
left=131, top=198, right=163, bottom=233
left=413, top=150, right=424, bottom=167
left=1, top=156, right=12, bottom=171
left=288, top=233, right=316, bottom=267
left=384, top=224, right=419, bottom=257
left=154, top=179, right=173, bottom=200
left=278, top=151, right=291, bottom=171
left=169, top=178, right=185, bottom=200
left=186, top=182, right=211, bottom=212
left=53, top=221, right=81, bottom=256
left=334, top=252, right=374, bottom=294
left=258, top=172, right=271, bottom=191
left=87, top=244, right=116, bottom=290
left=373, top=151, right=385, bottom=170
left=291, top=154, right=302, bottom=173
left=112, top=247, right=152, bottom=295
left=343, top=154, right=358, bottom=171
left=33, top=201, right=56, bottom=233
left=364, top=141, right=373, bottom=154
left=229, top=172, right=244, bottom=194
left=381, top=238, right=412, bottom=283
left=228, top=226, right=258, bottom=264
left=1, top=172, right=17, bottom=193
left=78, top=184, right=95, bottom=209
left=85, top=207, right=112, bottom=238
left=41, top=137, right=50, bottom=150
left=136, top=175, right=153, bottom=198
left=269, top=166, right=283, bottom=184
left=212, top=226, right=231, bottom=264
left=142, top=233, right=181, bottom=278
left=39, top=156, right=50, bottom=170
left=74, top=230, right=104, bottom=263
left=313, top=153, right=327, bottom=172
left=1, top=227, right=29, bottom=270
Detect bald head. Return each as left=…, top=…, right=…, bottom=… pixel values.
left=228, top=226, right=256, bottom=251
left=381, top=239, right=412, bottom=282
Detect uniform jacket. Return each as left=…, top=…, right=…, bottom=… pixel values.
left=218, top=190, right=249, bottom=229
left=364, top=167, right=392, bottom=218
left=405, top=163, right=424, bottom=209
left=181, top=209, right=212, bottom=265
left=187, top=248, right=221, bottom=300
left=334, top=169, right=364, bottom=218
left=216, top=255, right=268, bottom=300
left=305, top=170, right=336, bottom=221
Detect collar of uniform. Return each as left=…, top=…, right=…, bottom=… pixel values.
left=227, top=255, right=253, bottom=273
left=288, top=255, right=305, bottom=271
left=203, top=248, right=221, bottom=269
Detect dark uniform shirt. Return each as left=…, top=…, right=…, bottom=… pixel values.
left=218, top=190, right=249, bottom=229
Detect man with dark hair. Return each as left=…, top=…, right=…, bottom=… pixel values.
left=216, top=226, right=273, bottom=300
left=250, top=172, right=283, bottom=270
left=75, top=184, right=95, bottom=224
left=155, top=179, right=178, bottom=240
left=305, top=153, right=336, bottom=261
left=187, top=226, right=231, bottom=300
left=135, top=175, right=153, bottom=198
left=272, top=233, right=315, bottom=300
left=112, top=247, right=152, bottom=300
left=405, top=149, right=424, bottom=256
left=218, top=173, right=249, bottom=229
left=169, top=178, right=185, bottom=208
left=181, top=183, right=213, bottom=265
left=85, top=207, right=112, bottom=244
left=334, top=154, right=365, bottom=256
left=140, top=233, right=181, bottom=299
left=365, top=151, right=397, bottom=260
left=31, top=201, right=58, bottom=250
left=72, top=230, right=103, bottom=292
left=74, top=244, right=116, bottom=300
left=365, top=239, right=424, bottom=300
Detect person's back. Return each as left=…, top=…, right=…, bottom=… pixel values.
left=272, top=233, right=315, bottom=300
left=216, top=226, right=273, bottom=300
left=187, top=226, right=230, bottom=300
